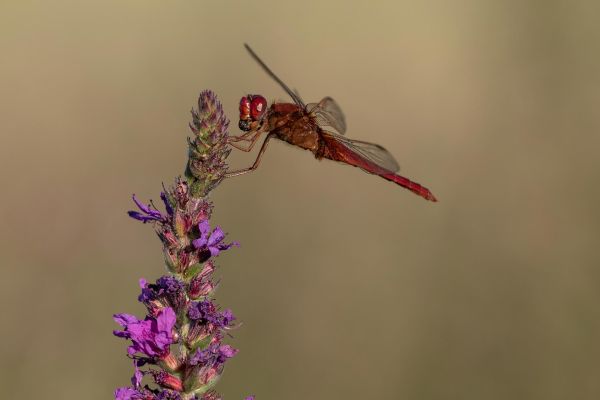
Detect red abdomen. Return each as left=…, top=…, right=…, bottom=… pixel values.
left=319, top=133, right=437, bottom=202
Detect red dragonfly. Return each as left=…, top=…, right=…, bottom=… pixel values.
left=226, top=44, right=437, bottom=202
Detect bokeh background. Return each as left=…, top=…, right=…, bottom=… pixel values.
left=1, top=1, right=599, bottom=399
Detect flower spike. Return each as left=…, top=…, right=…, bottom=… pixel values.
left=115, top=91, right=253, bottom=399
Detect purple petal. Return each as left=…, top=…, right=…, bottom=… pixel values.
left=207, top=226, right=225, bottom=247
left=131, top=361, right=143, bottom=388
left=160, top=192, right=174, bottom=216
left=156, top=308, right=176, bottom=337
left=192, top=236, right=208, bottom=249
left=114, top=387, right=139, bottom=400
left=113, top=309, right=175, bottom=358
left=219, top=344, right=238, bottom=358
left=132, top=194, right=163, bottom=219
left=208, top=246, right=221, bottom=257
left=221, top=309, right=235, bottom=326
left=127, top=346, right=138, bottom=356
left=113, top=330, right=129, bottom=338
left=127, top=211, right=156, bottom=222
left=114, top=313, right=140, bottom=327
left=218, top=241, right=239, bottom=251
left=132, top=194, right=151, bottom=213
left=198, top=219, right=211, bottom=238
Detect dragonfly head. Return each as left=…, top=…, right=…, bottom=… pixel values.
left=239, top=94, right=268, bottom=131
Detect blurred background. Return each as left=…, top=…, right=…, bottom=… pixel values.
left=1, top=1, right=599, bottom=399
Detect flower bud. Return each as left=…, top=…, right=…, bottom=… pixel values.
left=202, top=390, right=222, bottom=400
left=152, top=370, right=183, bottom=392
left=160, top=229, right=179, bottom=247
left=188, top=273, right=214, bottom=300
left=174, top=179, right=189, bottom=208
left=163, top=248, right=179, bottom=273
left=159, top=352, right=182, bottom=372
left=200, top=367, right=220, bottom=385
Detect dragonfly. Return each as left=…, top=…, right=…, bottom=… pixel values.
left=225, top=44, right=437, bottom=202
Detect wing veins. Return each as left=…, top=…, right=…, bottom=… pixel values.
left=324, top=132, right=401, bottom=173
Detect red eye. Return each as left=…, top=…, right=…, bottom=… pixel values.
left=239, top=97, right=251, bottom=119
left=250, top=95, right=267, bottom=120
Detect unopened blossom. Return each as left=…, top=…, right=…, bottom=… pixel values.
left=187, top=260, right=216, bottom=299
left=152, top=370, right=184, bottom=392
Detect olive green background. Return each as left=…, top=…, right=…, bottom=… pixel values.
left=1, top=1, right=599, bottom=399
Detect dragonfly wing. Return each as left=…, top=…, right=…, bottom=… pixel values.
left=307, top=97, right=347, bottom=135
left=323, top=132, right=400, bottom=173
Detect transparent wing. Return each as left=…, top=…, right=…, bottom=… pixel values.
left=307, top=97, right=347, bottom=135
left=325, top=132, right=400, bottom=173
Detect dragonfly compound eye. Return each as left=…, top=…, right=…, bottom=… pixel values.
left=250, top=95, right=267, bottom=120
left=239, top=96, right=251, bottom=120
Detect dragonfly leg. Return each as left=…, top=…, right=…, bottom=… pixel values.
left=227, top=130, right=263, bottom=152
left=227, top=131, right=255, bottom=143
left=224, top=133, right=275, bottom=178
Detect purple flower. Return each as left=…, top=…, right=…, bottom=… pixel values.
left=188, top=300, right=235, bottom=329
left=189, top=343, right=238, bottom=367
left=187, top=300, right=219, bottom=324
left=114, top=387, right=141, bottom=400
left=138, top=278, right=155, bottom=304
left=116, top=91, right=247, bottom=398
left=221, top=309, right=235, bottom=327
left=192, top=219, right=238, bottom=258
left=155, top=276, right=184, bottom=295
left=114, top=387, right=182, bottom=400
left=114, top=386, right=159, bottom=400
left=113, top=307, right=176, bottom=358
left=128, top=194, right=169, bottom=223
left=139, top=276, right=187, bottom=313
left=157, top=390, right=182, bottom=400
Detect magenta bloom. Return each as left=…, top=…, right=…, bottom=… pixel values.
left=114, top=387, right=140, bottom=400
left=113, top=307, right=176, bottom=358
left=192, top=219, right=238, bottom=258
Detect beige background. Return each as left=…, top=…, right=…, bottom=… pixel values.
left=1, top=1, right=599, bottom=399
